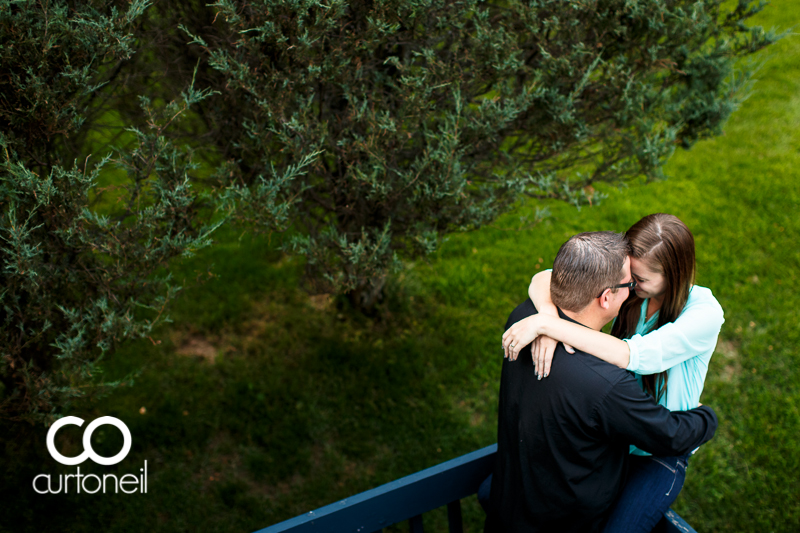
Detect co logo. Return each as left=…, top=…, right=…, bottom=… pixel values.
left=46, top=416, right=132, bottom=466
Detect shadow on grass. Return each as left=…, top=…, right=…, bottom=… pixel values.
left=0, top=228, right=498, bottom=533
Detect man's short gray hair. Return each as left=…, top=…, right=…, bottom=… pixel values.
left=550, top=231, right=631, bottom=312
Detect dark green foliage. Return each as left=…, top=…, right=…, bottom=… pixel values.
left=135, top=0, right=776, bottom=309
left=0, top=0, right=148, bottom=169
left=0, top=0, right=230, bottom=423
left=0, top=92, right=228, bottom=424
left=0, top=0, right=782, bottom=420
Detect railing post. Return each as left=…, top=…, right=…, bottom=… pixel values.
left=409, top=514, right=424, bottom=533
left=447, top=500, right=463, bottom=533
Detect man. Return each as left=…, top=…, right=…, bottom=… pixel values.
left=484, top=231, right=717, bottom=533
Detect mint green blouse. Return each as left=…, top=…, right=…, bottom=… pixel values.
left=625, top=285, right=724, bottom=456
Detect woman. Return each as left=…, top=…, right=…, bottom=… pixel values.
left=500, top=213, right=724, bottom=533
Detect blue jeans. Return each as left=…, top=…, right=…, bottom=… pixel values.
left=602, top=453, right=691, bottom=533
left=477, top=473, right=492, bottom=513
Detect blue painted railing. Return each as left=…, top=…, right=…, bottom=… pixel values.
left=253, top=444, right=697, bottom=533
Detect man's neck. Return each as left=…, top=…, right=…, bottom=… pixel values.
left=560, top=308, right=608, bottom=332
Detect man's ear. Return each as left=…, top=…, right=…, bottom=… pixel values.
left=598, top=289, right=611, bottom=310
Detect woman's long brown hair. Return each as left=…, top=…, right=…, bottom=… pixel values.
left=610, top=213, right=696, bottom=402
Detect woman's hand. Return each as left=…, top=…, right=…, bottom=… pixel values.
left=502, top=314, right=577, bottom=378
left=531, top=336, right=575, bottom=379
left=502, top=315, right=539, bottom=361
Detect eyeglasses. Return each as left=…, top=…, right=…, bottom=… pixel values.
left=597, top=281, right=636, bottom=299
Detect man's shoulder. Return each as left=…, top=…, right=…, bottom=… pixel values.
left=505, top=298, right=537, bottom=331
left=563, top=346, right=636, bottom=390
left=550, top=350, right=647, bottom=426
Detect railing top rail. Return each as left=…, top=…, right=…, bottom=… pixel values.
left=253, top=444, right=497, bottom=533
left=253, top=443, right=697, bottom=533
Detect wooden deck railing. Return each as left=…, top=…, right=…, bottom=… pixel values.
left=252, top=444, right=697, bottom=533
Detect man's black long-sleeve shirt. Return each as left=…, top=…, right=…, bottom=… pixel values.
left=484, top=300, right=718, bottom=533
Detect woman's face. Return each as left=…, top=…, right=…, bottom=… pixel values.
left=630, top=257, right=668, bottom=302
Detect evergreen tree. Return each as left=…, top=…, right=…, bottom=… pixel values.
left=162, top=0, right=777, bottom=309
left=0, top=0, right=782, bottom=422
left=0, top=0, right=229, bottom=423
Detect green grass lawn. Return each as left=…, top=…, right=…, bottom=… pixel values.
left=2, top=2, right=799, bottom=532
